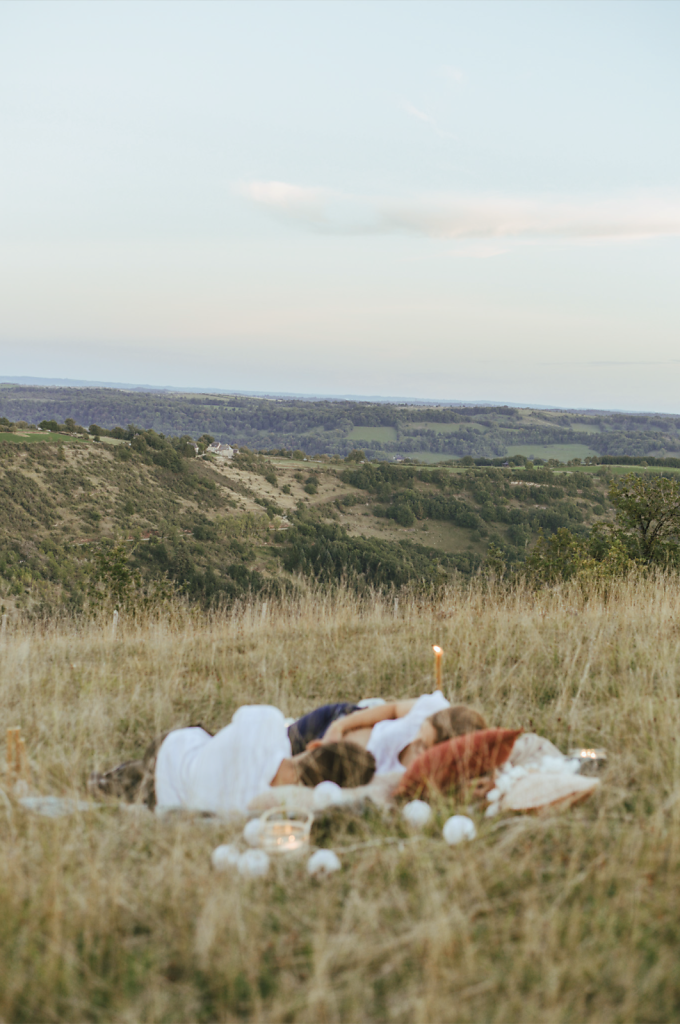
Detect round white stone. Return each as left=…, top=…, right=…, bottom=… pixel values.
left=211, top=844, right=241, bottom=871
left=243, top=817, right=264, bottom=847
left=402, top=800, right=432, bottom=828
left=307, top=849, right=342, bottom=877
left=237, top=849, right=270, bottom=878
left=443, top=814, right=477, bottom=844
left=313, top=780, right=344, bottom=810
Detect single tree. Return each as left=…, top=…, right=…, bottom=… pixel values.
left=609, top=474, right=680, bottom=564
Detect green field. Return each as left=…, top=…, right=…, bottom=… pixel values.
left=409, top=422, right=491, bottom=435
left=0, top=431, right=86, bottom=446
left=506, top=443, right=599, bottom=461
left=398, top=451, right=458, bottom=465
left=0, top=432, right=126, bottom=447
left=408, top=422, right=462, bottom=435
left=346, top=426, right=398, bottom=443
left=570, top=422, right=602, bottom=433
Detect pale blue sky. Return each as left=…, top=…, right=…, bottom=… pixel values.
left=1, top=1, right=679, bottom=410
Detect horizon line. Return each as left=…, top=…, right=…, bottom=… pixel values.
left=0, top=375, right=673, bottom=419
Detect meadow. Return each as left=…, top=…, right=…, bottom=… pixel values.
left=1, top=576, right=679, bottom=1023
left=505, top=444, right=599, bottom=462
left=0, top=431, right=86, bottom=446
left=346, top=427, right=399, bottom=444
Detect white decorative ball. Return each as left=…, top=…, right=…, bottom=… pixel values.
left=485, top=802, right=500, bottom=818
left=443, top=815, right=477, bottom=845
left=402, top=800, right=432, bottom=828
left=211, top=844, right=241, bottom=871
left=243, top=817, right=264, bottom=847
left=496, top=773, right=514, bottom=794
left=313, top=780, right=344, bottom=810
left=237, top=849, right=270, bottom=878
left=307, top=849, right=342, bottom=877
left=486, top=788, right=501, bottom=803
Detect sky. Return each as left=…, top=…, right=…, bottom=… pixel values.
left=1, top=0, right=679, bottom=411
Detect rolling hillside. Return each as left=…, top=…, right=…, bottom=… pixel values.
left=2, top=384, right=680, bottom=462
left=0, top=423, right=629, bottom=615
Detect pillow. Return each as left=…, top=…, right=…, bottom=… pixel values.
left=394, top=728, right=522, bottom=800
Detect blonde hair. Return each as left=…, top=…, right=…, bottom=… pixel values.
left=428, top=705, right=487, bottom=745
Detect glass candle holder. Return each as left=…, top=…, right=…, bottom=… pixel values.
left=569, top=748, right=608, bottom=774
left=259, top=808, right=313, bottom=856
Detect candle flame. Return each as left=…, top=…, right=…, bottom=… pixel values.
left=432, top=645, right=443, bottom=655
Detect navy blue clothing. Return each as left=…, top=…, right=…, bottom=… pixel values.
left=287, top=702, right=360, bottom=755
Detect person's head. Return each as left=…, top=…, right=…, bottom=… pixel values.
left=293, top=742, right=376, bottom=788
left=417, top=705, right=488, bottom=750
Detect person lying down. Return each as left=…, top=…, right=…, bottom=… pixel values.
left=89, top=706, right=375, bottom=817
left=308, top=695, right=487, bottom=775
left=90, top=697, right=487, bottom=816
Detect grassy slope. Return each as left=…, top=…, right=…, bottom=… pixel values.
left=1, top=580, right=679, bottom=1023
left=0, top=430, right=88, bottom=445
left=0, top=439, right=621, bottom=613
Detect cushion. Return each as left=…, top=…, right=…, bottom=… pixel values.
left=394, top=728, right=522, bottom=800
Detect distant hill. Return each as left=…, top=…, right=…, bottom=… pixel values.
left=0, top=375, right=561, bottom=406
left=1, top=384, right=680, bottom=463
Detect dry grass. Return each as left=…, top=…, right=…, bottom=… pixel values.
left=1, top=578, right=680, bottom=1023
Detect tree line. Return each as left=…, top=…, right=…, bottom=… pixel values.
left=2, top=385, right=679, bottom=460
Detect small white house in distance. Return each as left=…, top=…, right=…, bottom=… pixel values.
left=206, top=442, right=236, bottom=459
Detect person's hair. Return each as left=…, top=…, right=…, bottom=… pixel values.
left=295, top=742, right=376, bottom=788
left=428, top=705, right=487, bottom=745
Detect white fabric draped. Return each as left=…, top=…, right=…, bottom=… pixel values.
left=155, top=705, right=291, bottom=816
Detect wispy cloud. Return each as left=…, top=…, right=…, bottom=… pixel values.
left=402, top=101, right=452, bottom=139
left=241, top=182, right=680, bottom=243
left=241, top=181, right=330, bottom=229
left=403, top=102, right=436, bottom=126
left=238, top=181, right=376, bottom=234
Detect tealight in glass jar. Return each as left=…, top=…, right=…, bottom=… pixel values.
left=259, top=808, right=313, bottom=856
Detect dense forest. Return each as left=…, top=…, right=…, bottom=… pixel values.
left=2, top=384, right=680, bottom=462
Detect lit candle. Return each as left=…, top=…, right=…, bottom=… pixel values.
left=432, top=645, right=443, bottom=690
left=260, top=809, right=313, bottom=855
left=271, top=825, right=305, bottom=852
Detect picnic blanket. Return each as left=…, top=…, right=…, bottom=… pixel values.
left=485, top=733, right=600, bottom=815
